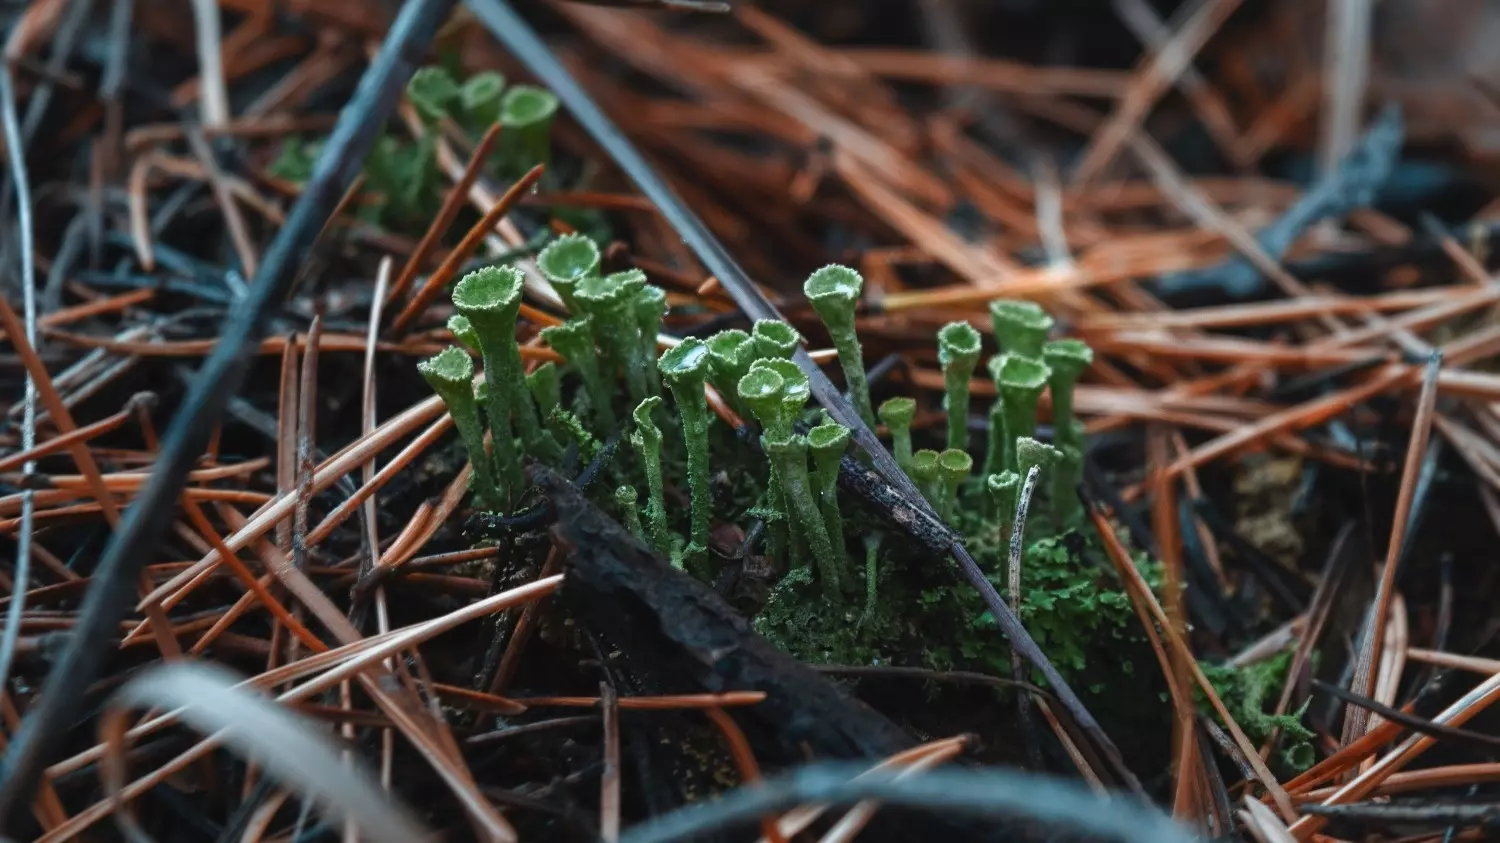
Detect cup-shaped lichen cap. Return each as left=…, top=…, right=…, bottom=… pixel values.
left=737, top=367, right=785, bottom=427
left=417, top=345, right=473, bottom=391
left=632, top=394, right=663, bottom=432
left=658, top=336, right=710, bottom=385
left=751, top=358, right=810, bottom=416
left=707, top=328, right=753, bottom=374
left=447, top=314, right=479, bottom=350
left=911, top=449, right=941, bottom=485
left=986, top=470, right=1021, bottom=500
left=1015, top=436, right=1062, bottom=472
left=808, top=421, right=851, bottom=457
left=989, top=299, right=1054, bottom=358
left=537, top=233, right=601, bottom=289
left=407, top=66, right=459, bottom=123
left=500, top=84, right=560, bottom=128
left=937, top=321, right=982, bottom=369
left=577, top=268, right=646, bottom=309
left=803, top=264, right=864, bottom=331
left=752, top=319, right=801, bottom=360
left=878, top=396, right=917, bottom=429
left=452, top=265, right=524, bottom=329
left=938, top=448, right=973, bottom=483
left=1043, top=338, right=1093, bottom=380
left=460, top=70, right=505, bottom=126
left=539, top=315, right=591, bottom=358
left=991, top=353, right=1052, bottom=395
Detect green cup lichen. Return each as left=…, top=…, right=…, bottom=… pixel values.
left=536, top=234, right=601, bottom=313
left=989, top=299, right=1054, bottom=358
left=752, top=319, right=801, bottom=361
left=659, top=338, right=714, bottom=570
left=804, top=265, right=875, bottom=429
left=497, top=84, right=559, bottom=176
left=937, top=321, right=982, bottom=451
left=878, top=397, right=917, bottom=479
left=418, top=346, right=504, bottom=509
left=629, top=396, right=672, bottom=560
left=540, top=316, right=614, bottom=431
left=459, top=70, right=505, bottom=129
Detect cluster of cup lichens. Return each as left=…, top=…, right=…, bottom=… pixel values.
left=419, top=244, right=1090, bottom=602
left=876, top=299, right=1094, bottom=551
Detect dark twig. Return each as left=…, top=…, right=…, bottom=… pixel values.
left=0, top=0, right=459, bottom=823
left=1312, top=679, right=1500, bottom=751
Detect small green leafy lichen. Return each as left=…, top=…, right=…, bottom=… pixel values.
left=1201, top=651, right=1317, bottom=775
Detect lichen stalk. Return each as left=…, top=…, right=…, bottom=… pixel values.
left=804, top=265, right=876, bottom=428
left=526, top=361, right=561, bottom=421
left=766, top=433, right=842, bottom=598
left=878, top=397, right=916, bottom=479
left=578, top=270, right=650, bottom=405
left=540, top=317, right=615, bottom=431
left=660, top=339, right=714, bottom=571
left=808, top=421, right=852, bottom=574
left=635, top=284, right=668, bottom=394
left=418, top=347, right=504, bottom=509
left=739, top=367, right=791, bottom=567
left=986, top=471, right=1021, bottom=551
left=615, top=485, right=644, bottom=542
left=629, top=397, right=672, bottom=561
left=497, top=84, right=558, bottom=177
left=452, top=266, right=556, bottom=477
left=911, top=449, right=941, bottom=508
left=751, top=358, right=813, bottom=568
left=937, top=321, right=982, bottom=451
left=707, top=329, right=754, bottom=415
left=937, top=448, right=973, bottom=521
left=992, top=353, right=1052, bottom=474
left=1042, top=338, right=1093, bottom=451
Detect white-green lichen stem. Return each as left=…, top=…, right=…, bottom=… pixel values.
left=630, top=397, right=673, bottom=561
left=805, top=265, right=876, bottom=429
left=808, top=422, right=851, bottom=576
left=938, top=321, right=982, bottom=451
left=418, top=347, right=504, bottom=509
left=767, top=433, right=842, bottom=598
left=660, top=340, right=713, bottom=572
left=877, top=397, right=916, bottom=480
left=986, top=471, right=1021, bottom=552
left=615, top=485, right=644, bottom=542
left=452, top=266, right=558, bottom=465
left=541, top=317, right=615, bottom=431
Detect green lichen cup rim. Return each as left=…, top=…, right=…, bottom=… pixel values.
left=536, top=233, right=601, bottom=283
left=658, top=337, right=710, bottom=380
left=937, top=321, right=982, bottom=365
left=750, top=358, right=810, bottom=405
left=807, top=421, right=851, bottom=453
left=910, top=449, right=941, bottom=482
left=991, top=353, right=1052, bottom=391
left=417, top=345, right=473, bottom=387
left=937, top=448, right=974, bottom=479
left=752, top=319, right=802, bottom=356
left=1015, top=436, right=1062, bottom=467
left=737, top=366, right=784, bottom=405
left=632, top=395, right=663, bottom=430
left=461, top=71, right=505, bottom=106
left=986, top=471, right=1021, bottom=493
left=577, top=269, right=646, bottom=307
left=452, top=265, right=524, bottom=316
left=989, top=299, right=1054, bottom=333
left=407, top=66, right=459, bottom=121
left=877, top=396, right=917, bottom=426
left=1042, top=338, right=1095, bottom=376
left=500, top=85, right=560, bottom=126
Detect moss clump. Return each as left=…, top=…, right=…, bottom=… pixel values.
left=1202, top=651, right=1317, bottom=775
